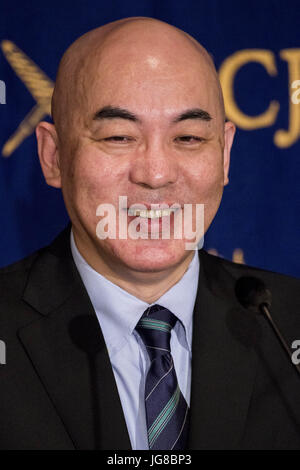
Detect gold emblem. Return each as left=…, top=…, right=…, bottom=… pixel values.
left=207, top=248, right=245, bottom=264
left=1, top=40, right=54, bottom=157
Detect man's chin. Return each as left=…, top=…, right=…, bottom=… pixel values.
left=105, top=238, right=194, bottom=274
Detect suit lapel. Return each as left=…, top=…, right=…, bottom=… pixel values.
left=188, top=251, right=260, bottom=449
left=18, top=225, right=131, bottom=450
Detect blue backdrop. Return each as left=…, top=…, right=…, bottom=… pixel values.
left=0, top=0, right=299, bottom=277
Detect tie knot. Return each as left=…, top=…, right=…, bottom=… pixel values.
left=136, top=305, right=177, bottom=359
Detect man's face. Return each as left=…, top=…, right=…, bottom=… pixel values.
left=54, top=37, right=235, bottom=273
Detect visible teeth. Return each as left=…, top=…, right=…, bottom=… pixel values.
left=128, top=208, right=177, bottom=218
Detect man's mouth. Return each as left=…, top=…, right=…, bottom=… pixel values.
left=127, top=208, right=178, bottom=218
left=124, top=205, right=181, bottom=236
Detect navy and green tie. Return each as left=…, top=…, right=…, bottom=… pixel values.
left=136, top=304, right=189, bottom=450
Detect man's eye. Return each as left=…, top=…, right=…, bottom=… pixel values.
left=175, top=135, right=204, bottom=143
left=103, top=136, right=133, bottom=142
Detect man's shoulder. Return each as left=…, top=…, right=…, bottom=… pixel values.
left=199, top=250, right=300, bottom=321
left=0, top=250, right=41, bottom=297
left=0, top=225, right=71, bottom=300
left=200, top=249, right=299, bottom=287
left=0, top=223, right=71, bottom=275
left=0, top=225, right=78, bottom=335
left=0, top=250, right=40, bottom=275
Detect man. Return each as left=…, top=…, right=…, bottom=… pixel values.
left=0, top=17, right=300, bottom=450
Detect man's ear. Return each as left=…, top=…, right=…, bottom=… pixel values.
left=36, top=121, right=62, bottom=188
left=223, top=121, right=236, bottom=186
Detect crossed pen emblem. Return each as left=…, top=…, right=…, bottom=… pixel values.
left=1, top=40, right=54, bottom=157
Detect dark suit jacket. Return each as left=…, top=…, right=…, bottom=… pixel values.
left=0, top=224, right=300, bottom=450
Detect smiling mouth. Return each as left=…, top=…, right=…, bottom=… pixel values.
left=127, top=208, right=178, bottom=218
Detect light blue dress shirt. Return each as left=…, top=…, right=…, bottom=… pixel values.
left=70, top=230, right=200, bottom=450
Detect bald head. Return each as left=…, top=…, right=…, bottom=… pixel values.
left=37, top=16, right=235, bottom=280
left=51, top=17, right=224, bottom=137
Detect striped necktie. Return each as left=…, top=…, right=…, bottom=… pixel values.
left=136, top=304, right=189, bottom=450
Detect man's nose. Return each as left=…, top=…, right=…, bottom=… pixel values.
left=129, top=141, right=178, bottom=189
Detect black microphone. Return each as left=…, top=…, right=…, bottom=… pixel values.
left=235, top=276, right=300, bottom=377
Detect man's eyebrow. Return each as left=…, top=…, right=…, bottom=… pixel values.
left=93, top=106, right=212, bottom=124
left=93, top=106, right=139, bottom=122
left=173, top=108, right=212, bottom=123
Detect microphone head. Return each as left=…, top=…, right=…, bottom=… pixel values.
left=235, top=276, right=272, bottom=313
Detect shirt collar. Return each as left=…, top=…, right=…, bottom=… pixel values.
left=70, top=229, right=199, bottom=356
